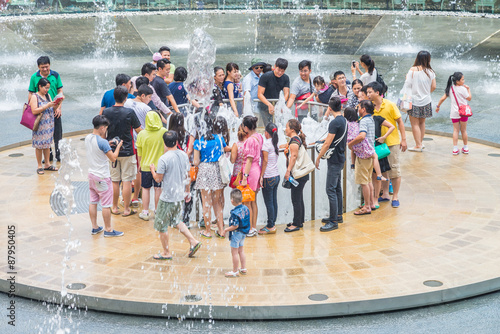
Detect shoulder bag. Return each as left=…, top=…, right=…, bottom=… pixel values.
left=290, top=137, right=315, bottom=179
left=315, top=117, right=347, bottom=160
left=451, top=86, right=472, bottom=117
left=21, top=95, right=43, bottom=131
left=217, top=135, right=232, bottom=185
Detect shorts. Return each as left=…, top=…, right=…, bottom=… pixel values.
left=452, top=117, right=468, bottom=123
left=355, top=157, right=373, bottom=185
left=154, top=200, right=183, bottom=233
left=387, top=145, right=401, bottom=179
left=110, top=155, right=137, bottom=182
left=88, top=173, right=113, bottom=208
left=141, top=171, right=161, bottom=189
left=230, top=230, right=246, bottom=248
left=408, top=102, right=432, bottom=119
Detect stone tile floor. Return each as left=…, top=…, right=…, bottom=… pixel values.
left=1, top=131, right=500, bottom=312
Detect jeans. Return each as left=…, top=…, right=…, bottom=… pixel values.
left=261, top=175, right=280, bottom=228
left=291, top=174, right=309, bottom=227
left=326, top=162, right=343, bottom=222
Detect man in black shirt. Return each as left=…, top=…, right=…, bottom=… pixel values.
left=257, top=58, right=290, bottom=126
left=151, top=59, right=180, bottom=114
left=315, top=97, right=347, bottom=232
left=102, top=86, right=143, bottom=217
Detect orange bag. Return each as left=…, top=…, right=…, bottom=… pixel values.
left=237, top=185, right=255, bottom=202
left=189, top=165, right=198, bottom=182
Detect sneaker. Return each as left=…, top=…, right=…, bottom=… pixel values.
left=461, top=147, right=469, bottom=154
left=91, top=226, right=103, bottom=235
left=139, top=212, right=150, bottom=221
left=130, top=199, right=140, bottom=208
left=453, top=148, right=460, bottom=155
left=247, top=228, right=257, bottom=237
left=104, top=230, right=124, bottom=238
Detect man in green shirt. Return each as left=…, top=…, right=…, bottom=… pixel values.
left=28, top=56, right=64, bottom=162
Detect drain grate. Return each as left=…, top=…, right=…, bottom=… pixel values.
left=50, top=181, right=102, bottom=216
left=308, top=294, right=328, bottom=301
left=488, top=153, right=500, bottom=157
left=423, top=280, right=443, bottom=287
left=422, top=138, right=433, bottom=141
left=66, top=283, right=86, bottom=290
left=9, top=153, right=24, bottom=157
left=181, top=294, right=202, bottom=302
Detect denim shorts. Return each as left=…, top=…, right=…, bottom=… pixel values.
left=230, top=231, right=246, bottom=248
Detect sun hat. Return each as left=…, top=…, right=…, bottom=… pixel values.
left=248, top=58, right=267, bottom=71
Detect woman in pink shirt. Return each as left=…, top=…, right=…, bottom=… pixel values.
left=239, top=116, right=263, bottom=237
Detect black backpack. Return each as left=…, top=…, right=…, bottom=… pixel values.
left=375, top=68, right=388, bottom=96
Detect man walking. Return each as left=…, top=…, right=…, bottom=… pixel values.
left=28, top=56, right=63, bottom=162
left=315, top=97, right=347, bottom=232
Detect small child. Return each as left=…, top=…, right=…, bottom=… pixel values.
left=298, top=75, right=334, bottom=107
left=344, top=107, right=387, bottom=182
left=222, top=189, right=251, bottom=277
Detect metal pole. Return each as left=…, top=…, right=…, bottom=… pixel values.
left=311, top=148, right=315, bottom=221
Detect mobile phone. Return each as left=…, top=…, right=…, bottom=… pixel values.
left=54, top=97, right=63, bottom=104
left=352, top=61, right=356, bottom=68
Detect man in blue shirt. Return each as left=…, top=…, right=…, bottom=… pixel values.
left=242, top=58, right=266, bottom=105
left=99, top=73, right=136, bottom=115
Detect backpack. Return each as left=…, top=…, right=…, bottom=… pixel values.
left=375, top=68, right=388, bottom=96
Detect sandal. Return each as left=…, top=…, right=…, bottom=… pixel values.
left=239, top=268, right=247, bottom=275
left=36, top=168, right=44, bottom=175
left=258, top=227, right=276, bottom=235
left=354, top=207, right=372, bottom=215
left=215, top=231, right=225, bottom=239
left=188, top=242, right=202, bottom=258
left=284, top=225, right=301, bottom=233
left=153, top=253, right=172, bottom=260
left=44, top=165, right=58, bottom=172
left=200, top=231, right=212, bottom=239
left=225, top=271, right=239, bottom=278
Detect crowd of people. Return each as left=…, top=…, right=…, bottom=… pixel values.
left=27, top=48, right=472, bottom=277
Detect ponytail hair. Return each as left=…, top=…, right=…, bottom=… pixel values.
left=242, top=115, right=258, bottom=131
left=360, top=54, right=375, bottom=75
left=445, top=72, right=463, bottom=97
left=265, top=122, right=279, bottom=155
left=287, top=119, right=307, bottom=148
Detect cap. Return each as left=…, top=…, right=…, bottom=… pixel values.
left=248, top=57, right=267, bottom=71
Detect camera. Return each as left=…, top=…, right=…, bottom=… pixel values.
left=111, top=136, right=120, bottom=146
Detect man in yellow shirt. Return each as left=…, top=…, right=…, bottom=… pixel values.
left=366, top=82, right=407, bottom=208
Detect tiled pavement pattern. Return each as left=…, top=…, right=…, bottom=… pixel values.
left=1, top=132, right=500, bottom=318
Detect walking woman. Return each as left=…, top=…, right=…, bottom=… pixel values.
left=436, top=72, right=472, bottom=155
left=406, top=51, right=436, bottom=152
left=239, top=115, right=263, bottom=237
left=194, top=112, right=227, bottom=239
left=284, top=119, right=309, bottom=233
left=259, top=122, right=280, bottom=235
left=29, top=78, right=62, bottom=174
left=223, top=62, right=240, bottom=117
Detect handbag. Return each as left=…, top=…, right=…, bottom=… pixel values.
left=282, top=178, right=292, bottom=189
left=20, top=100, right=42, bottom=131
left=397, top=71, right=413, bottom=113
left=189, top=165, right=198, bottom=182
left=230, top=171, right=242, bottom=189
left=451, top=86, right=472, bottom=117
left=375, top=143, right=391, bottom=159
left=289, top=137, right=315, bottom=179
left=237, top=185, right=255, bottom=202
left=315, top=117, right=347, bottom=160
left=217, top=136, right=232, bottom=185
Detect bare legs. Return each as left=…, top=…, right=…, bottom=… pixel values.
left=231, top=246, right=246, bottom=272
left=243, top=200, right=258, bottom=231
left=409, top=115, right=426, bottom=149
left=35, top=148, right=51, bottom=169
left=89, top=204, right=112, bottom=232
left=200, top=188, right=224, bottom=237
left=132, top=171, right=141, bottom=204
left=112, top=181, right=132, bottom=215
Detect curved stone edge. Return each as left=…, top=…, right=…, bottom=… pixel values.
left=2, top=277, right=500, bottom=320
